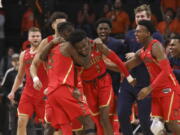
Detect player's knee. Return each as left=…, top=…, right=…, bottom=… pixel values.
left=83, top=115, right=96, bottom=129
left=150, top=118, right=165, bottom=135
left=100, top=113, right=109, bottom=125
left=166, top=120, right=178, bottom=132
left=17, top=116, right=29, bottom=129
left=99, top=108, right=110, bottom=123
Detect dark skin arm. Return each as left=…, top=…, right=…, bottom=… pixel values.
left=125, top=50, right=143, bottom=71
left=137, top=42, right=167, bottom=100
left=40, top=37, right=65, bottom=61
left=30, top=38, right=48, bottom=79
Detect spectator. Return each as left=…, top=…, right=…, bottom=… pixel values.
left=171, top=8, right=180, bottom=34
left=100, top=3, right=112, bottom=18
left=132, top=14, right=158, bottom=29
left=168, top=34, right=180, bottom=83
left=76, top=2, right=96, bottom=38
left=157, top=8, right=175, bottom=39
left=106, top=0, right=130, bottom=38
left=95, top=17, right=126, bottom=95
left=21, top=2, right=38, bottom=42
left=161, top=0, right=178, bottom=12
left=0, top=53, right=21, bottom=135
left=164, top=38, right=171, bottom=55
left=0, top=47, right=15, bottom=82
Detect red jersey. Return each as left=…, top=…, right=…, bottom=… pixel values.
left=139, top=40, right=180, bottom=97
left=75, top=65, right=84, bottom=89
left=47, top=45, right=74, bottom=94
left=23, top=49, right=48, bottom=98
left=81, top=44, right=106, bottom=81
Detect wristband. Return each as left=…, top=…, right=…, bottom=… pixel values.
left=33, top=76, right=39, bottom=83
left=127, top=75, right=134, bottom=83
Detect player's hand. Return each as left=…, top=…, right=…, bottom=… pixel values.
left=44, top=88, right=48, bottom=95
left=93, top=38, right=103, bottom=45
left=137, top=86, right=152, bottom=100
left=33, top=77, right=42, bottom=90
left=72, top=88, right=81, bottom=100
left=8, top=91, right=15, bottom=103
left=125, top=52, right=135, bottom=60
left=126, top=75, right=137, bottom=87
left=129, top=78, right=137, bottom=87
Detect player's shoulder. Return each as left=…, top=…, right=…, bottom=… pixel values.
left=41, top=37, right=49, bottom=44
left=37, top=37, right=51, bottom=51
left=18, top=50, right=26, bottom=62
left=20, top=50, right=26, bottom=56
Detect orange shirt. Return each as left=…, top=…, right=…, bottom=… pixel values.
left=106, top=10, right=130, bottom=34
left=157, top=21, right=167, bottom=34
left=151, top=15, right=158, bottom=27
left=21, top=9, right=35, bottom=32
left=157, top=21, right=173, bottom=34
left=161, top=0, right=177, bottom=12
left=171, top=19, right=180, bottom=34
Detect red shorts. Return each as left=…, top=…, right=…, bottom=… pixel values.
left=82, top=73, right=113, bottom=115
left=18, top=93, right=45, bottom=123
left=44, top=99, right=53, bottom=124
left=45, top=103, right=84, bottom=131
left=151, top=91, right=180, bottom=122
left=72, top=119, right=83, bottom=131
left=47, top=85, right=91, bottom=129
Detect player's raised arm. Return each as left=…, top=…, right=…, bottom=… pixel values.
left=94, top=38, right=135, bottom=84
left=125, top=49, right=143, bottom=71
left=149, top=42, right=169, bottom=90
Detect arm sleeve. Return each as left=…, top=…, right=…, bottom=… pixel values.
left=150, top=59, right=172, bottom=90
left=106, top=50, right=130, bottom=77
